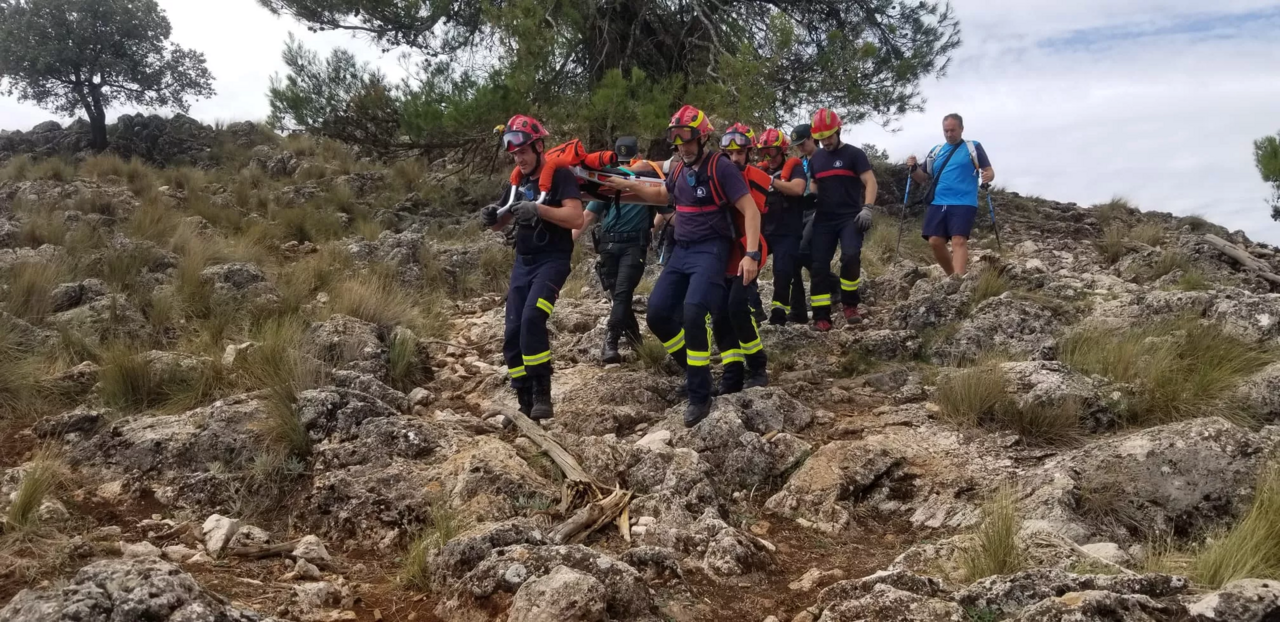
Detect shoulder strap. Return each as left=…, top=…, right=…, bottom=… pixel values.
left=965, top=141, right=979, bottom=170
left=707, top=152, right=728, bottom=206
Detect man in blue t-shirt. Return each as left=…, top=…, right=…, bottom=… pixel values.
left=480, top=114, right=585, bottom=421
left=907, top=113, right=995, bottom=277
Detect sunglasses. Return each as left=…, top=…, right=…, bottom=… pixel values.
left=668, top=127, right=696, bottom=145
left=760, top=147, right=783, bottom=158
left=502, top=131, right=535, bottom=152
left=719, top=132, right=753, bottom=150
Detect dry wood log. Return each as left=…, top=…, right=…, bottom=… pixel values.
left=1204, top=234, right=1280, bottom=286
left=226, top=539, right=302, bottom=560
left=496, top=407, right=597, bottom=486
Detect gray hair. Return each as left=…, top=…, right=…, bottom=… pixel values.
left=943, top=113, right=964, bottom=129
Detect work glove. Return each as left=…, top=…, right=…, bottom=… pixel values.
left=511, top=200, right=541, bottom=227
left=855, top=205, right=875, bottom=232
left=480, top=204, right=500, bottom=228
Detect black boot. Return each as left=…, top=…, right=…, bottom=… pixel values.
left=716, top=363, right=745, bottom=396
left=601, top=329, right=622, bottom=365
left=745, top=366, right=769, bottom=389
left=516, top=384, right=535, bottom=416
left=530, top=375, right=554, bottom=421
left=684, top=401, right=712, bottom=428
left=769, top=308, right=788, bottom=326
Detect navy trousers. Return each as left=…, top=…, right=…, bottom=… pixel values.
left=646, top=239, right=730, bottom=406
left=504, top=252, right=572, bottom=387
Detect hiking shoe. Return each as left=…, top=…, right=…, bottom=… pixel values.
left=843, top=307, right=863, bottom=325
left=788, top=311, right=809, bottom=325
left=768, top=308, right=788, bottom=326
left=715, top=379, right=743, bottom=397
left=530, top=376, right=554, bottom=421
left=752, top=306, right=767, bottom=325
left=813, top=319, right=833, bottom=332
left=601, top=330, right=622, bottom=365
left=684, top=402, right=712, bottom=428
left=745, top=367, right=769, bottom=389
left=516, top=385, right=535, bottom=416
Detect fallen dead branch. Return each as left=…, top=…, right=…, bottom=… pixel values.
left=1203, top=234, right=1280, bottom=287
left=494, top=406, right=634, bottom=544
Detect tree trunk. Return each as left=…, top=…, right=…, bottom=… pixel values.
left=87, top=89, right=108, bottom=152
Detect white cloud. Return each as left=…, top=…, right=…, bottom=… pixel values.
left=851, top=0, right=1280, bottom=243
left=1, top=0, right=1277, bottom=243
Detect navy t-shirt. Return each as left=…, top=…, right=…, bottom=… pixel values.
left=666, top=153, right=749, bottom=243
left=762, top=157, right=809, bottom=238
left=502, top=166, right=581, bottom=255
left=810, top=144, right=873, bottom=216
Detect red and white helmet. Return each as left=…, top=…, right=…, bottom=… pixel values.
left=756, top=128, right=790, bottom=151
left=501, top=114, right=549, bottom=152
left=811, top=108, right=842, bottom=140
left=667, top=105, right=714, bottom=145
left=720, top=122, right=756, bottom=151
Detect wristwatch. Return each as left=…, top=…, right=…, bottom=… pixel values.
left=745, top=250, right=762, bottom=262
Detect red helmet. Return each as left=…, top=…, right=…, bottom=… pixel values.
left=668, top=105, right=714, bottom=145
left=756, top=128, right=790, bottom=151
left=720, top=122, right=755, bottom=151
left=811, top=108, right=842, bottom=140
left=502, top=114, right=549, bottom=152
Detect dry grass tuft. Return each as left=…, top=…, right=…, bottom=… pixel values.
left=1193, top=464, right=1280, bottom=588
left=2, top=447, right=66, bottom=534
left=5, top=261, right=69, bottom=322
left=329, top=270, right=422, bottom=330
left=389, top=330, right=429, bottom=392
left=18, top=211, right=68, bottom=248
left=633, top=336, right=670, bottom=372
left=1129, top=222, right=1166, bottom=247
left=1176, top=270, right=1209, bottom=291
left=401, top=497, right=469, bottom=591
left=936, top=366, right=1008, bottom=428
left=960, top=485, right=1025, bottom=582
left=970, top=269, right=1009, bottom=308
left=1093, top=197, right=1136, bottom=226
left=1145, top=251, right=1189, bottom=282
left=96, top=345, right=161, bottom=414
left=1095, top=226, right=1129, bottom=266
left=1059, top=317, right=1274, bottom=427
left=31, top=158, right=76, bottom=182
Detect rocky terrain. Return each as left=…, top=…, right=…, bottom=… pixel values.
left=3, top=117, right=1280, bottom=621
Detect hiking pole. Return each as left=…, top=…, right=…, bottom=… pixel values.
left=982, top=182, right=1002, bottom=252
left=895, top=176, right=913, bottom=260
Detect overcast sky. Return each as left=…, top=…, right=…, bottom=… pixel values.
left=2, top=0, right=1278, bottom=243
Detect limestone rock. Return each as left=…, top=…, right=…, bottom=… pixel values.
left=293, top=535, right=331, bottom=564
left=790, top=568, right=847, bottom=592
left=0, top=558, right=275, bottom=621
left=1187, top=578, right=1280, bottom=621
left=954, top=568, right=1188, bottom=615
left=120, top=541, right=162, bottom=559
left=508, top=565, right=609, bottom=622
left=202, top=514, right=240, bottom=558
left=817, top=583, right=965, bottom=621
left=764, top=441, right=903, bottom=532
left=228, top=524, right=272, bottom=550
left=1080, top=542, right=1132, bottom=566
left=162, top=545, right=199, bottom=563
left=1011, top=590, right=1184, bottom=621
left=434, top=544, right=653, bottom=621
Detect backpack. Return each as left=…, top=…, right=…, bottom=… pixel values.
left=924, top=141, right=980, bottom=177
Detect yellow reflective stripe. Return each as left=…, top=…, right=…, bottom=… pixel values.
left=536, top=298, right=554, bottom=315
left=811, top=294, right=832, bottom=307
left=523, top=351, right=552, bottom=366
left=687, top=350, right=711, bottom=367
left=663, top=330, right=686, bottom=354
left=840, top=278, right=862, bottom=291
left=740, top=338, right=763, bottom=355
left=721, top=349, right=745, bottom=365
left=770, top=301, right=791, bottom=312
left=508, top=366, right=527, bottom=378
